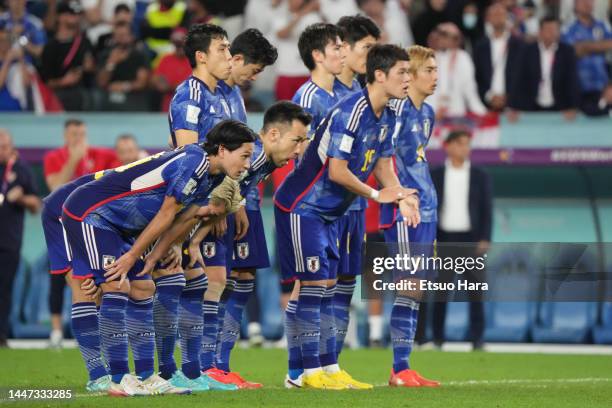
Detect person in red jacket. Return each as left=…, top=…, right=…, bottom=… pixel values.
left=43, top=118, right=117, bottom=348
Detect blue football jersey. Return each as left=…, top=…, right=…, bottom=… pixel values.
left=275, top=87, right=396, bottom=222
left=44, top=174, right=96, bottom=219
left=63, top=145, right=224, bottom=236
left=333, top=77, right=367, bottom=212
left=217, top=80, right=247, bottom=123
left=292, top=79, right=340, bottom=139
left=380, top=97, right=438, bottom=227
left=238, top=139, right=278, bottom=211
left=168, top=76, right=231, bottom=147
left=333, top=77, right=361, bottom=100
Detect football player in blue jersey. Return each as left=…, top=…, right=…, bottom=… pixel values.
left=187, top=102, right=311, bottom=388
left=42, top=175, right=112, bottom=393
left=168, top=23, right=232, bottom=147
left=163, top=22, right=242, bottom=392
left=274, top=44, right=420, bottom=390
left=188, top=30, right=278, bottom=386
left=332, top=15, right=380, bottom=370
left=292, top=23, right=345, bottom=138
left=62, top=121, right=255, bottom=397
left=382, top=45, right=441, bottom=388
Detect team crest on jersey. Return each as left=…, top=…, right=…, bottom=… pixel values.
left=306, top=256, right=320, bottom=273
left=378, top=125, right=389, bottom=142
left=237, top=243, right=249, bottom=259
left=203, top=242, right=216, bottom=258
left=102, top=255, right=116, bottom=270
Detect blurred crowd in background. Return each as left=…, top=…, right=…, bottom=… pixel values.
left=0, top=0, right=610, bottom=117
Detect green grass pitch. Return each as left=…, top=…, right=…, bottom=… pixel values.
left=1, top=347, right=611, bottom=407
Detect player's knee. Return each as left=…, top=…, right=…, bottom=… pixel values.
left=130, top=279, right=155, bottom=299
left=184, top=267, right=204, bottom=281
left=237, top=269, right=255, bottom=280
left=100, top=280, right=130, bottom=294
left=153, top=267, right=184, bottom=279
left=205, top=280, right=225, bottom=301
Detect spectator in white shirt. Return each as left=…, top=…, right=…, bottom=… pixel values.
left=428, top=22, right=487, bottom=119
left=271, top=0, right=322, bottom=100
left=356, top=0, right=414, bottom=46
left=472, top=3, right=523, bottom=111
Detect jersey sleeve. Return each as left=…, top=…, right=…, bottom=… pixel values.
left=170, top=98, right=203, bottom=133
left=326, top=109, right=355, bottom=161
left=163, top=148, right=206, bottom=204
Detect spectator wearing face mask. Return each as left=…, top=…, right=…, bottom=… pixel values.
left=40, top=1, right=94, bottom=111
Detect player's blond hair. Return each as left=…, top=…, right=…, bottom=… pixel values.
left=407, top=45, right=435, bottom=75
left=209, top=177, right=243, bottom=215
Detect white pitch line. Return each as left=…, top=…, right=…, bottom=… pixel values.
left=71, top=377, right=612, bottom=398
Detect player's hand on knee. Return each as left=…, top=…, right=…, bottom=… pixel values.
left=104, top=251, right=137, bottom=288
left=81, top=278, right=98, bottom=299
left=161, top=245, right=181, bottom=270
left=188, top=241, right=204, bottom=269
left=234, top=206, right=249, bottom=240
left=211, top=218, right=227, bottom=238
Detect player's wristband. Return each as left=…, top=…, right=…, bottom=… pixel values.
left=370, top=189, right=380, bottom=201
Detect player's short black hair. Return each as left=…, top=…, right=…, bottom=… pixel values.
left=263, top=101, right=312, bottom=131
left=203, top=120, right=257, bottom=155
left=298, top=23, right=343, bottom=71
left=64, top=118, right=84, bottom=128
left=539, top=15, right=559, bottom=28
left=230, top=28, right=278, bottom=67
left=365, top=44, right=410, bottom=84
left=185, top=23, right=228, bottom=68
left=336, top=15, right=381, bottom=46
left=445, top=129, right=471, bottom=144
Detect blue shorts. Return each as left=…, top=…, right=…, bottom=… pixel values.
left=232, top=209, right=270, bottom=270
left=337, top=209, right=366, bottom=277
left=42, top=207, right=72, bottom=275
left=274, top=206, right=339, bottom=283
left=382, top=221, right=437, bottom=280
left=62, top=214, right=151, bottom=286
left=201, top=214, right=235, bottom=275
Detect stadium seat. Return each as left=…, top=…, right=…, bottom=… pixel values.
left=11, top=258, right=50, bottom=339
left=593, top=264, right=612, bottom=344
left=531, top=248, right=599, bottom=343
left=443, top=302, right=470, bottom=341
left=484, top=247, right=538, bottom=342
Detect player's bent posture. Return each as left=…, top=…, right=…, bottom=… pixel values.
left=332, top=15, right=380, bottom=368
left=381, top=45, right=441, bottom=388
left=292, top=22, right=345, bottom=138
left=274, top=44, right=419, bottom=390
left=62, top=121, right=255, bottom=396
left=42, top=174, right=112, bottom=392
left=197, top=28, right=278, bottom=389
left=201, top=102, right=310, bottom=389
left=162, top=22, right=238, bottom=392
